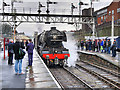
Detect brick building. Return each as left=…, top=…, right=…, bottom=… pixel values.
left=95, top=1, right=120, bottom=36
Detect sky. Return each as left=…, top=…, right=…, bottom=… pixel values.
left=0, top=0, right=114, bottom=36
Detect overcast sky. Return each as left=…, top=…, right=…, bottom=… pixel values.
left=0, top=0, right=114, bottom=36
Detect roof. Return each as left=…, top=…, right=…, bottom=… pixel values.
left=16, top=35, right=30, bottom=40
left=94, top=6, right=108, bottom=13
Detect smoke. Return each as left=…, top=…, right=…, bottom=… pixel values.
left=63, top=32, right=78, bottom=67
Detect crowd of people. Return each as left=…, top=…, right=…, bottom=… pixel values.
left=76, top=39, right=117, bottom=57
left=7, top=38, right=34, bottom=75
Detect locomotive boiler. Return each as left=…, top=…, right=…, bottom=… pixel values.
left=37, top=27, right=70, bottom=67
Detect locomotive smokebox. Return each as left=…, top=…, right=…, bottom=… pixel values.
left=51, top=27, right=56, bottom=30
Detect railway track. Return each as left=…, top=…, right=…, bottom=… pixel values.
left=49, top=67, right=93, bottom=89
left=78, top=60, right=120, bottom=78
left=49, top=66, right=118, bottom=89
left=76, top=60, right=120, bottom=89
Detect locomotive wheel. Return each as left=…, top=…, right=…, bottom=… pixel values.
left=59, top=59, right=64, bottom=67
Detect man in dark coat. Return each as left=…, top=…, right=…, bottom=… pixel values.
left=104, top=39, right=107, bottom=53
left=92, top=40, right=96, bottom=52
left=25, top=40, right=28, bottom=47
left=80, top=40, right=84, bottom=50
left=111, top=40, right=117, bottom=57
left=85, top=40, right=88, bottom=51
left=13, top=39, right=25, bottom=75
left=8, top=40, right=14, bottom=65
left=107, top=39, right=111, bottom=54
left=27, top=39, right=34, bottom=66
left=88, top=39, right=92, bottom=51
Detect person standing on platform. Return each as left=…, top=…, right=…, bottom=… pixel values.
left=100, top=39, right=104, bottom=53
left=26, top=39, right=34, bottom=66
left=97, top=39, right=101, bottom=52
left=25, top=40, right=28, bottom=48
left=104, top=39, right=107, bottom=53
left=81, top=40, right=84, bottom=50
left=88, top=39, right=92, bottom=51
left=111, top=40, right=117, bottom=57
left=85, top=40, right=88, bottom=51
left=13, top=39, right=25, bottom=75
left=92, top=39, right=95, bottom=52
left=107, top=39, right=111, bottom=54
left=8, top=39, right=14, bottom=65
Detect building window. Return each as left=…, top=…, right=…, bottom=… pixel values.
left=112, top=10, right=114, bottom=14
left=117, top=8, right=120, bottom=13
left=104, top=16, right=106, bottom=22
left=101, top=16, right=103, bottom=22
left=109, top=11, right=111, bottom=15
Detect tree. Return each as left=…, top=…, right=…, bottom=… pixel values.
left=2, top=23, right=12, bottom=36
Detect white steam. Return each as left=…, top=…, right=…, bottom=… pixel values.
left=63, top=32, right=78, bottom=67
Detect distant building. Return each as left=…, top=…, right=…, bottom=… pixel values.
left=16, top=32, right=30, bottom=40
left=94, top=1, right=120, bottom=36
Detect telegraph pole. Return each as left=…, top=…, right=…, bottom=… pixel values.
left=71, top=3, right=73, bottom=15
left=11, top=0, right=23, bottom=42
left=46, top=0, right=50, bottom=14
left=79, top=0, right=81, bottom=16
left=111, top=15, right=114, bottom=45
left=90, top=0, right=93, bottom=16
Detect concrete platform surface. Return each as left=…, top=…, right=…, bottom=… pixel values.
left=0, top=49, right=60, bottom=89
left=25, top=50, right=60, bottom=88
left=0, top=50, right=27, bottom=89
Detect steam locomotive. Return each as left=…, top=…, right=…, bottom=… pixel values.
left=36, top=27, right=70, bottom=67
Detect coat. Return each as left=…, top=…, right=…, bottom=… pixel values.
left=13, top=41, right=25, bottom=60
left=27, top=43, right=34, bottom=54
left=8, top=42, right=14, bottom=53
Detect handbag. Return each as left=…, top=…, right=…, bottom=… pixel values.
left=19, top=48, right=26, bottom=59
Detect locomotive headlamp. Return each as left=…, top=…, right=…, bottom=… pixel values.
left=46, top=55, right=49, bottom=59
left=64, top=55, right=68, bottom=59
left=55, top=50, right=57, bottom=53
left=53, top=35, right=57, bottom=40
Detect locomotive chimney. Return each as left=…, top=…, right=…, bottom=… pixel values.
left=51, top=27, right=56, bottom=30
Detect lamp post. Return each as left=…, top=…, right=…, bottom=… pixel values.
left=11, top=0, right=23, bottom=42
left=111, top=15, right=114, bottom=45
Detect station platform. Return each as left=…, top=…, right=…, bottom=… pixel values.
left=77, top=50, right=120, bottom=67
left=25, top=50, right=60, bottom=88
left=0, top=50, right=26, bottom=89
left=0, top=49, right=60, bottom=89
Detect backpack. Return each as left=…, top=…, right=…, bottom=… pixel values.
left=19, top=48, right=26, bottom=59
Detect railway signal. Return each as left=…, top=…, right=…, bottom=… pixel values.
left=46, top=0, right=57, bottom=14
left=78, top=1, right=88, bottom=16
left=38, top=2, right=45, bottom=14
left=71, top=3, right=77, bottom=15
